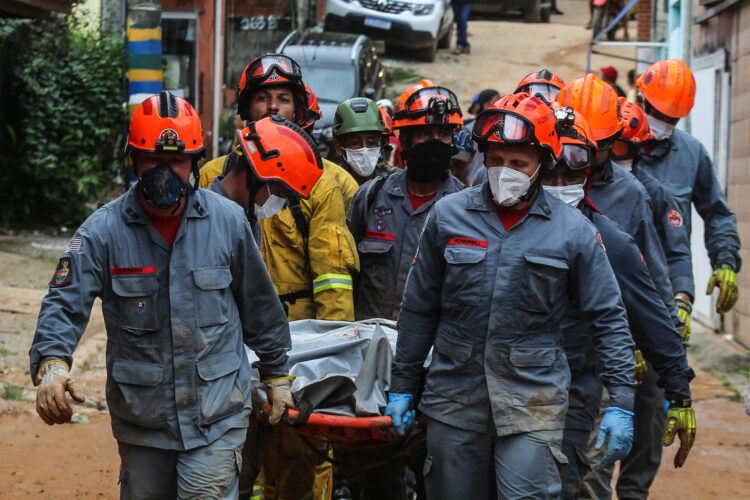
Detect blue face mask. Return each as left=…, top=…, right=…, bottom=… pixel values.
left=139, top=163, right=188, bottom=209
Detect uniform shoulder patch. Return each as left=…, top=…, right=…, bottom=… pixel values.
left=667, top=210, right=683, bottom=228
left=49, top=257, right=72, bottom=288
left=66, top=236, right=82, bottom=253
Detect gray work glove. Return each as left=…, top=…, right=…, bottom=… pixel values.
left=35, top=360, right=85, bottom=425
left=263, top=376, right=295, bottom=425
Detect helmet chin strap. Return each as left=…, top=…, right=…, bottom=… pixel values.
left=244, top=163, right=260, bottom=224
left=519, top=163, right=545, bottom=202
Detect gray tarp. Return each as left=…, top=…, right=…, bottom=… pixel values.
left=246, top=319, right=423, bottom=417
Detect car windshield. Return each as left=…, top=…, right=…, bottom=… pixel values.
left=299, top=65, right=356, bottom=103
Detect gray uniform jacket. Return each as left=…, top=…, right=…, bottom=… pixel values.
left=638, top=129, right=741, bottom=273
left=29, top=186, right=291, bottom=450
left=630, top=164, right=694, bottom=298
left=347, top=170, right=465, bottom=320
left=589, top=161, right=679, bottom=323
left=390, top=185, right=635, bottom=436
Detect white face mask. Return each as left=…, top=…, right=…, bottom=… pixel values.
left=344, top=147, right=381, bottom=177
left=487, top=164, right=541, bottom=207
left=618, top=158, right=634, bottom=171
left=254, top=184, right=287, bottom=220
left=543, top=182, right=586, bottom=208
left=645, top=113, right=675, bottom=141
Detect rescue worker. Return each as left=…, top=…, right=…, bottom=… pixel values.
left=29, top=91, right=294, bottom=498
left=331, top=97, right=398, bottom=185
left=542, top=107, right=696, bottom=498
left=514, top=68, right=566, bottom=105
left=636, top=59, right=741, bottom=318
left=200, top=54, right=358, bottom=322
left=615, top=97, right=694, bottom=341
left=348, top=82, right=466, bottom=321
left=464, top=88, right=501, bottom=183
left=556, top=74, right=683, bottom=500
left=386, top=93, right=636, bottom=499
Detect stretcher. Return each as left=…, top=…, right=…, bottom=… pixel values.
left=285, top=408, right=399, bottom=450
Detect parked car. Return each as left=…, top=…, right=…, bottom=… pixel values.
left=277, top=29, right=386, bottom=160
left=324, top=0, right=454, bottom=62
left=472, top=0, right=552, bottom=23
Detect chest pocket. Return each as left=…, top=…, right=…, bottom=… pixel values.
left=193, top=267, right=233, bottom=328
left=519, top=254, right=569, bottom=314
left=443, top=245, right=487, bottom=305
left=267, top=207, right=300, bottom=249
left=111, top=275, right=159, bottom=335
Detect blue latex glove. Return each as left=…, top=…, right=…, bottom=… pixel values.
left=595, top=407, right=634, bottom=467
left=453, top=129, right=474, bottom=152
left=385, top=393, right=416, bottom=436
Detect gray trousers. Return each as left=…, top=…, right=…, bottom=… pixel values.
left=118, top=427, right=245, bottom=500
left=424, top=417, right=567, bottom=500
left=580, top=364, right=665, bottom=500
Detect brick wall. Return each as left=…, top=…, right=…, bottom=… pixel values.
left=637, top=0, right=652, bottom=42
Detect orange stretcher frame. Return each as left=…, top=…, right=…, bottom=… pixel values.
left=285, top=408, right=401, bottom=449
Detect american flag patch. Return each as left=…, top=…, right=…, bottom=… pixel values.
left=66, top=236, right=82, bottom=253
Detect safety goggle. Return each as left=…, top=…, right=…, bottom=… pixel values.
left=473, top=110, right=536, bottom=144
left=517, top=83, right=561, bottom=104
left=558, top=143, right=593, bottom=171
left=393, top=87, right=461, bottom=124
left=245, top=55, right=303, bottom=84
left=612, top=137, right=639, bottom=161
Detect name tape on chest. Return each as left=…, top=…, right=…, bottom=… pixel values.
left=111, top=267, right=157, bottom=275
left=447, top=237, right=489, bottom=248
left=365, top=230, right=395, bottom=241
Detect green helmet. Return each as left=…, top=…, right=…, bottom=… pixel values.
left=333, top=97, right=386, bottom=138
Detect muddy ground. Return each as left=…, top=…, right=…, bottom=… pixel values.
left=1, top=1, right=749, bottom=498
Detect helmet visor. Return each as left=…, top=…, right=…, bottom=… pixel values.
left=560, top=144, right=592, bottom=171
left=395, top=87, right=461, bottom=124
left=612, top=138, right=637, bottom=160
left=518, top=83, right=560, bottom=104
left=473, top=111, right=535, bottom=144
left=246, top=55, right=302, bottom=83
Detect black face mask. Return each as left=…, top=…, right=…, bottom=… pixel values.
left=405, top=139, right=458, bottom=183
left=140, top=163, right=189, bottom=210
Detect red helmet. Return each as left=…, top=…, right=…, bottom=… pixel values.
left=392, top=83, right=463, bottom=130
left=237, top=115, right=323, bottom=199
left=613, top=97, right=652, bottom=160
left=127, top=90, right=205, bottom=156
left=472, top=92, right=562, bottom=161
left=300, top=85, right=323, bottom=130
left=237, top=54, right=307, bottom=123
left=515, top=69, right=566, bottom=104
left=551, top=103, right=598, bottom=173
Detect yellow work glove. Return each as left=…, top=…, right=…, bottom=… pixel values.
left=263, top=376, right=295, bottom=425
left=662, top=397, right=696, bottom=468
left=674, top=296, right=692, bottom=342
left=706, top=265, right=739, bottom=314
left=633, top=349, right=647, bottom=383
left=35, top=360, right=85, bottom=426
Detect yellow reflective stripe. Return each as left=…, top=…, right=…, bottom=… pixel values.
left=313, top=283, right=353, bottom=293
left=312, top=273, right=352, bottom=294
left=261, top=375, right=296, bottom=384
left=39, top=359, right=69, bottom=372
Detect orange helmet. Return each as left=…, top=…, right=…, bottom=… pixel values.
left=127, top=90, right=205, bottom=156
left=300, top=85, right=322, bottom=130
left=237, top=115, right=323, bottom=199
left=472, top=92, right=562, bottom=160
left=237, top=54, right=307, bottom=123
left=392, top=83, right=463, bottom=130
left=379, top=105, right=393, bottom=136
left=556, top=73, right=622, bottom=142
left=551, top=104, right=598, bottom=173
left=515, top=69, right=566, bottom=104
left=636, top=59, right=695, bottom=118
left=613, top=97, right=652, bottom=159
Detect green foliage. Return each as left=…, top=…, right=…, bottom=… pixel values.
left=3, top=383, right=24, bottom=401
left=0, top=13, right=125, bottom=227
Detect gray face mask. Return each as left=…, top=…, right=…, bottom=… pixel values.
left=645, top=113, right=676, bottom=141
left=542, top=182, right=586, bottom=208
left=344, top=147, right=380, bottom=177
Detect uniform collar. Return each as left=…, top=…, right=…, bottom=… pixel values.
left=591, top=160, right=614, bottom=185
left=467, top=181, right=552, bottom=220
left=383, top=169, right=463, bottom=199
left=122, top=184, right=210, bottom=224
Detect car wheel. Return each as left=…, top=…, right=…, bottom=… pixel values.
left=524, top=0, right=542, bottom=23
left=438, top=22, right=452, bottom=49
left=418, top=39, right=438, bottom=62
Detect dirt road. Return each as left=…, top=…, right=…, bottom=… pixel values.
left=1, top=1, right=749, bottom=497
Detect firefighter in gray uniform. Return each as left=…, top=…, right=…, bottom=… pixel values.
left=386, top=93, right=636, bottom=500
left=29, top=92, right=294, bottom=499
left=348, top=82, right=465, bottom=321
